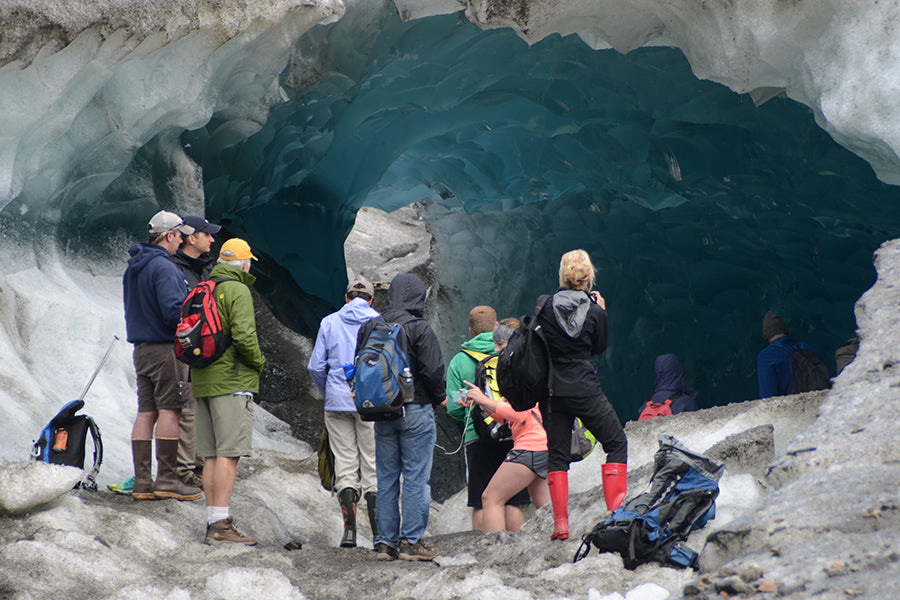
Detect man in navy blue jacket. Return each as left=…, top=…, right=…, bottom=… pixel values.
left=757, top=310, right=824, bottom=398
left=123, top=210, right=203, bottom=502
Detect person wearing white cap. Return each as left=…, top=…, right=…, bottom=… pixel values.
left=307, top=277, right=380, bottom=548
left=122, top=210, right=203, bottom=503
left=191, top=238, right=266, bottom=545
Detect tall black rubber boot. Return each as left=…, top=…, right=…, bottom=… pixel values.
left=339, top=488, right=358, bottom=548
left=365, top=491, right=378, bottom=540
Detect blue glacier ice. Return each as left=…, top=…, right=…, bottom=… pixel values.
left=3, top=0, right=900, bottom=417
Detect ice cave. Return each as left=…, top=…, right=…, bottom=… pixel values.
left=2, top=0, right=900, bottom=417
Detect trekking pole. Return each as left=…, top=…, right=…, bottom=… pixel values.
left=78, top=336, right=119, bottom=402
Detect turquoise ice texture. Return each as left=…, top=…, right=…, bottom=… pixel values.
left=8, top=8, right=900, bottom=417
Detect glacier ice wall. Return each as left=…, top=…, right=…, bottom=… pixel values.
left=3, top=0, right=900, bottom=415
left=188, top=7, right=900, bottom=413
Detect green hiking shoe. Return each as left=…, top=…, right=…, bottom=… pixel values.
left=108, top=476, right=135, bottom=495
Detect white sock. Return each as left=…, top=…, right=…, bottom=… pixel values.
left=208, top=506, right=230, bottom=525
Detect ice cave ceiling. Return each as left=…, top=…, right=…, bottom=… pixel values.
left=3, top=3, right=900, bottom=416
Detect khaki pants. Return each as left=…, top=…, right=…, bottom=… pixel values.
left=324, top=410, right=377, bottom=495
left=177, top=396, right=198, bottom=478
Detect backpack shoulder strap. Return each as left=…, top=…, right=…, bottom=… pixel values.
left=391, top=313, right=420, bottom=327
left=80, top=416, right=103, bottom=491
left=534, top=294, right=552, bottom=316
left=210, top=277, right=240, bottom=287
left=462, top=349, right=490, bottom=362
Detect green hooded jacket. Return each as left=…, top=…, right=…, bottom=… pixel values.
left=446, top=331, right=496, bottom=444
left=190, top=263, right=266, bottom=397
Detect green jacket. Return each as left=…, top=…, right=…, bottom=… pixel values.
left=446, top=331, right=495, bottom=444
left=190, top=263, right=266, bottom=397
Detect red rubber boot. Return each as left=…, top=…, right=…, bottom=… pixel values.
left=547, top=470, right=569, bottom=540
left=601, top=462, right=628, bottom=511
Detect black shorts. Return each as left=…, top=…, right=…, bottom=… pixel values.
left=465, top=438, right=531, bottom=507
left=505, top=449, right=548, bottom=479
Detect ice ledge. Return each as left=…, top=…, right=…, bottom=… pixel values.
left=446, top=0, right=900, bottom=185
left=0, top=0, right=345, bottom=67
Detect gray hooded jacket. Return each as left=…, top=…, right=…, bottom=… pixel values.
left=537, top=289, right=609, bottom=398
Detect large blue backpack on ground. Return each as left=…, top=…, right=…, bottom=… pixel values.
left=574, top=435, right=724, bottom=570
left=353, top=316, right=416, bottom=421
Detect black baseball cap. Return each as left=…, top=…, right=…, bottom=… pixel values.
left=182, top=216, right=221, bottom=234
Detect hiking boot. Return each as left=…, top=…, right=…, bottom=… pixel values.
left=398, top=539, right=438, bottom=561
left=180, top=470, right=203, bottom=488
left=108, top=476, right=135, bottom=495
left=374, top=542, right=398, bottom=561
left=204, top=518, right=257, bottom=546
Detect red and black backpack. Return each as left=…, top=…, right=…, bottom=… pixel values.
left=175, top=278, right=237, bottom=368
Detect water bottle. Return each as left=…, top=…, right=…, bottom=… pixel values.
left=399, top=366, right=414, bottom=400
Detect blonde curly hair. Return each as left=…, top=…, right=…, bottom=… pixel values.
left=558, top=249, right=595, bottom=291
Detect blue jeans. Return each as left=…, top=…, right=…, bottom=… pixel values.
left=374, top=403, right=436, bottom=548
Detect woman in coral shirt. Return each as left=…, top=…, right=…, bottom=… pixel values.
left=457, top=326, right=550, bottom=533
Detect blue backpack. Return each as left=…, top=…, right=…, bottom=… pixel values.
left=352, top=316, right=415, bottom=421
left=574, top=435, right=724, bottom=570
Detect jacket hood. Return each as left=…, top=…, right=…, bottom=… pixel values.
left=552, top=289, right=591, bottom=338
left=461, top=331, right=496, bottom=354
left=127, top=243, right=169, bottom=273
left=339, top=297, right=380, bottom=325
left=384, top=273, right=426, bottom=317
left=650, top=353, right=698, bottom=404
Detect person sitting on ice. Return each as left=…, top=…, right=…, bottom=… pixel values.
left=637, top=353, right=699, bottom=420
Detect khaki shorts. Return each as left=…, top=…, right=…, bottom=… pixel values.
left=195, top=393, right=254, bottom=458
left=133, top=343, right=189, bottom=412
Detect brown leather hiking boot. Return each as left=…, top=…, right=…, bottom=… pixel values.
left=398, top=539, right=439, bottom=561
left=204, top=518, right=257, bottom=546
left=180, top=470, right=203, bottom=488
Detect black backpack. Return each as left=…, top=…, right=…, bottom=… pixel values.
left=31, top=399, right=103, bottom=491
left=787, top=345, right=831, bottom=394
left=497, top=296, right=553, bottom=411
left=574, top=435, right=724, bottom=570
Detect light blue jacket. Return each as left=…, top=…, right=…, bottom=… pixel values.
left=307, top=297, right=380, bottom=411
